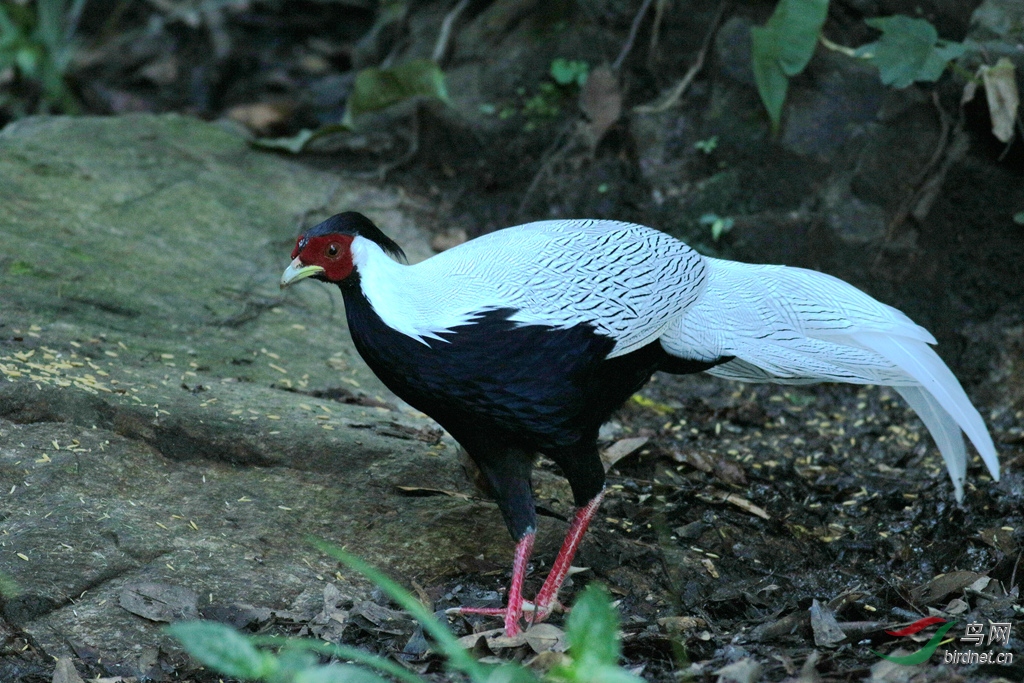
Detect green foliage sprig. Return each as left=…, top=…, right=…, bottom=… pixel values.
left=750, top=1, right=979, bottom=131
left=169, top=539, right=644, bottom=683
left=750, top=0, right=829, bottom=131
left=0, top=0, right=82, bottom=114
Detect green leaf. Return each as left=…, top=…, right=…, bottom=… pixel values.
left=711, top=217, right=735, bottom=241
left=550, top=58, right=589, bottom=87
left=166, top=621, right=277, bottom=680
left=343, top=59, right=449, bottom=126
left=856, top=15, right=966, bottom=88
left=294, top=664, right=392, bottom=683
left=309, top=539, right=488, bottom=683
left=751, top=25, right=789, bottom=131
left=750, top=0, right=829, bottom=129
left=565, top=584, right=620, bottom=667
left=0, top=5, right=20, bottom=40
left=768, top=0, right=830, bottom=76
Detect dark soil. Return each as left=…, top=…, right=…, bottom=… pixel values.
left=2, top=1, right=1022, bottom=682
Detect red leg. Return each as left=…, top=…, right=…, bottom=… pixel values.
left=531, top=489, right=606, bottom=622
left=452, top=531, right=535, bottom=636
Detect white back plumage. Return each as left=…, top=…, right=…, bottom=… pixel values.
left=353, top=219, right=999, bottom=501
left=353, top=219, right=707, bottom=356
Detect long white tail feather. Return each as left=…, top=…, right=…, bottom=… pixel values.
left=661, top=258, right=999, bottom=499
left=893, top=385, right=967, bottom=500
left=854, top=332, right=999, bottom=482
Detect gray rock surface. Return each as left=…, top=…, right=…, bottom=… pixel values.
left=0, top=114, right=550, bottom=675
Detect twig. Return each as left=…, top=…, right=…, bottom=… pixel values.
left=1009, top=550, right=1022, bottom=592
left=647, top=0, right=669, bottom=61
left=433, top=0, right=472, bottom=64
left=517, top=121, right=580, bottom=219
left=633, top=1, right=726, bottom=114
left=612, top=0, right=655, bottom=71
left=882, top=90, right=952, bottom=245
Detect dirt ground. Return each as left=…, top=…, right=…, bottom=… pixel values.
left=2, top=1, right=1023, bottom=681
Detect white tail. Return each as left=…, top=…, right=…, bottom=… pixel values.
left=660, top=258, right=999, bottom=501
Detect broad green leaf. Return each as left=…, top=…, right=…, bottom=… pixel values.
left=35, top=0, right=67, bottom=54
left=167, top=621, right=277, bottom=680
left=550, top=58, right=589, bottom=87
left=767, top=0, right=830, bottom=76
left=750, top=0, right=829, bottom=129
left=343, top=59, right=449, bottom=126
left=565, top=584, right=620, bottom=667
left=295, top=664, right=392, bottom=683
left=857, top=15, right=966, bottom=88
left=0, top=5, right=19, bottom=39
left=750, top=24, right=789, bottom=131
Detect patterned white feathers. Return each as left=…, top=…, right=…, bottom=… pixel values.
left=660, top=258, right=999, bottom=499
left=352, top=219, right=707, bottom=356
left=352, top=219, right=998, bottom=500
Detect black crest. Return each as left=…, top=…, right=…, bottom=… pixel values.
left=302, top=212, right=407, bottom=263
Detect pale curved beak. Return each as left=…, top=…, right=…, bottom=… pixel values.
left=280, top=257, right=325, bottom=288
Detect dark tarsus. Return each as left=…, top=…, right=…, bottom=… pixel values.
left=339, top=274, right=727, bottom=540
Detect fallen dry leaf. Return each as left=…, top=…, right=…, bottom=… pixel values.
left=523, top=623, right=567, bottom=653
left=431, top=228, right=468, bottom=252
left=981, top=58, right=1019, bottom=143
left=227, top=101, right=295, bottom=136
left=601, top=436, right=649, bottom=471
left=119, top=582, right=199, bottom=622
left=716, top=657, right=763, bottom=683
left=456, top=623, right=566, bottom=653
left=910, top=570, right=984, bottom=605
left=809, top=599, right=845, bottom=648
left=657, top=615, right=707, bottom=633
left=51, top=657, right=85, bottom=683
left=579, top=65, right=621, bottom=145
left=396, top=485, right=474, bottom=501
left=715, top=491, right=770, bottom=520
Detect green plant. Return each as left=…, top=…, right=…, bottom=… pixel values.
left=700, top=213, right=734, bottom=241
left=750, top=0, right=829, bottom=131
left=0, top=0, right=82, bottom=114
left=750, top=1, right=976, bottom=131
left=255, top=59, right=450, bottom=152
left=549, top=58, right=588, bottom=88
left=475, top=59, right=591, bottom=131
left=169, top=540, right=643, bottom=683
left=853, top=15, right=967, bottom=88
left=694, top=136, right=718, bottom=154
left=342, top=59, right=450, bottom=128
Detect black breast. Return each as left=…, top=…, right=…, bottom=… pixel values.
left=340, top=283, right=719, bottom=453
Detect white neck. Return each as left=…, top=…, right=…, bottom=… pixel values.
left=350, top=236, right=483, bottom=345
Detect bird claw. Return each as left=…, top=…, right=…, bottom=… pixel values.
left=449, top=597, right=563, bottom=636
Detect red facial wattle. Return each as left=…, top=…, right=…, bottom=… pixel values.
left=296, top=234, right=355, bottom=282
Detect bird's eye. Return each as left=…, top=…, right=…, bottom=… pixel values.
left=326, top=243, right=340, bottom=258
